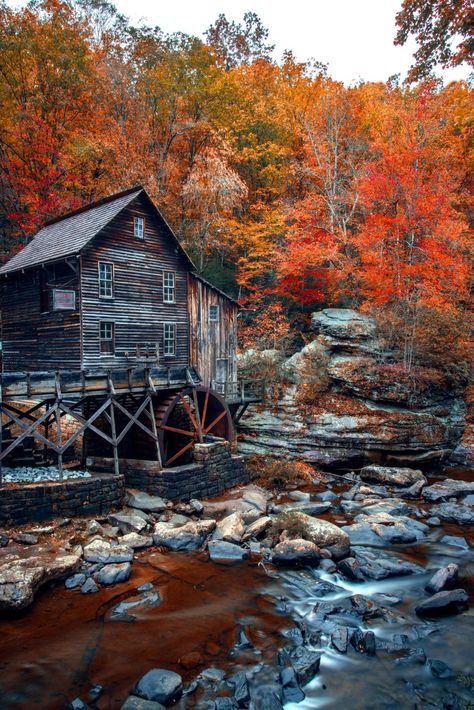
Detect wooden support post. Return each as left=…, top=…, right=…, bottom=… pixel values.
left=55, top=406, right=63, bottom=479
left=109, top=399, right=120, bottom=476
left=147, top=395, right=162, bottom=468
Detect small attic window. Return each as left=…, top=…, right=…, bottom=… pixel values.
left=134, top=216, right=144, bottom=239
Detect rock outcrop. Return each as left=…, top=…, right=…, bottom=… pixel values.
left=238, top=308, right=466, bottom=467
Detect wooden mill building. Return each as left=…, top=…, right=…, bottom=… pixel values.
left=0, top=187, right=260, bottom=475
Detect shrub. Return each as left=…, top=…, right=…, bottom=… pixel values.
left=271, top=511, right=309, bottom=541
left=246, top=455, right=314, bottom=490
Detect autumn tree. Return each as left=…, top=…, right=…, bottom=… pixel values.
left=205, top=12, right=274, bottom=70
left=395, top=0, right=474, bottom=81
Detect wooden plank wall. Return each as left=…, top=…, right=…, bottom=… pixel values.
left=0, top=262, right=81, bottom=372
left=80, top=194, right=190, bottom=369
left=188, top=275, right=238, bottom=387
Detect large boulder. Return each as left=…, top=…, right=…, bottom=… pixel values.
left=359, top=465, right=426, bottom=488
left=0, top=552, right=80, bottom=611
left=422, top=478, right=474, bottom=502
left=153, top=520, right=215, bottom=551
left=279, top=512, right=350, bottom=559
left=238, top=309, right=466, bottom=467
left=311, top=309, right=376, bottom=345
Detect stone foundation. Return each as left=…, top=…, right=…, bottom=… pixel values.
left=0, top=473, right=124, bottom=527
left=88, top=440, right=249, bottom=500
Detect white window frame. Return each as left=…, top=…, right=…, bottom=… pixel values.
left=98, top=262, right=114, bottom=299
left=99, top=320, right=115, bottom=355
left=209, top=304, right=220, bottom=322
left=134, top=216, right=144, bottom=239
left=163, top=322, right=176, bottom=357
left=163, top=271, right=175, bottom=303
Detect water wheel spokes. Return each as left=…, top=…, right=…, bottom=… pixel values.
left=156, top=386, right=233, bottom=467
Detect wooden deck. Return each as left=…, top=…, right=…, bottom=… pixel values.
left=0, top=365, right=200, bottom=401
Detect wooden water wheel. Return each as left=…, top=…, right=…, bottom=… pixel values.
left=156, top=386, right=234, bottom=467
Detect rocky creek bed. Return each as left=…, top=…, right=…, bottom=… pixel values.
left=0, top=465, right=473, bottom=710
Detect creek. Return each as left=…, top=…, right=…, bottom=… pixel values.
left=0, top=467, right=473, bottom=710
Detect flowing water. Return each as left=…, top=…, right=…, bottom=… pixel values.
left=0, top=468, right=473, bottom=709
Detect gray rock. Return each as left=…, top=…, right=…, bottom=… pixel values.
left=426, top=564, right=459, bottom=593
left=440, top=534, right=469, bottom=549
left=331, top=627, right=349, bottom=653
left=241, top=485, right=269, bottom=513
left=249, top=685, right=283, bottom=710
left=288, top=647, right=321, bottom=686
left=271, top=501, right=331, bottom=516
left=168, top=514, right=190, bottom=527
left=426, top=516, right=441, bottom=526
left=86, top=520, right=102, bottom=536
left=121, top=533, right=152, bottom=549
left=422, top=478, right=474, bottom=502
left=214, top=512, right=245, bottom=544
left=189, top=499, right=204, bottom=514
left=280, top=512, right=350, bottom=559
left=214, top=698, right=238, bottom=710
left=317, top=490, right=337, bottom=501
left=430, top=502, right=474, bottom=525
left=241, top=516, right=272, bottom=542
left=428, top=659, right=455, bottom=679
left=359, top=465, right=426, bottom=488
left=208, top=540, right=249, bottom=564
left=415, top=589, right=469, bottom=617
left=338, top=557, right=365, bottom=581
left=280, top=666, right=305, bottom=704
left=398, top=479, right=426, bottom=499
left=272, top=539, right=320, bottom=566
left=94, top=562, right=131, bottom=586
left=288, top=490, right=311, bottom=501
left=134, top=669, right=183, bottom=705
left=200, top=667, right=225, bottom=682
left=65, top=573, right=86, bottom=589
left=108, top=513, right=148, bottom=534
left=311, top=308, right=376, bottom=341
left=126, top=490, right=166, bottom=513
left=69, top=699, right=88, bottom=710
left=0, top=553, right=80, bottom=611
left=121, top=697, right=166, bottom=710
left=350, top=628, right=376, bottom=655
left=0, top=533, right=9, bottom=547
left=13, top=533, right=38, bottom=545
left=83, top=539, right=133, bottom=564
left=81, top=578, right=99, bottom=594
left=231, top=671, right=250, bottom=707
left=153, top=520, right=215, bottom=551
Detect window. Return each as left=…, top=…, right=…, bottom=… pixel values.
left=100, top=321, right=115, bottom=354
left=209, top=304, right=220, bottom=322
left=98, top=262, right=113, bottom=298
left=53, top=289, right=76, bottom=310
left=134, top=216, right=144, bottom=239
left=163, top=271, right=175, bottom=303
left=163, top=323, right=176, bottom=357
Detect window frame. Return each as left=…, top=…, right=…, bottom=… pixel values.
left=209, top=304, right=220, bottom=322
left=98, top=261, right=114, bottom=299
left=163, top=270, right=176, bottom=304
left=99, top=320, right=115, bottom=355
left=134, top=216, right=145, bottom=239
left=163, top=322, right=176, bottom=357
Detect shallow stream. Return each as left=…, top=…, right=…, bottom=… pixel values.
left=0, top=467, right=473, bottom=709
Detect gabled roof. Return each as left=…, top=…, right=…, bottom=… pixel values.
left=0, top=186, right=194, bottom=275
left=191, top=272, right=240, bottom=307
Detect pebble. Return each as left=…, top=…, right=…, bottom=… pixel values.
left=2, top=466, right=91, bottom=484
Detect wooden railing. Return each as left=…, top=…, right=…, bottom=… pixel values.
left=214, top=378, right=265, bottom=403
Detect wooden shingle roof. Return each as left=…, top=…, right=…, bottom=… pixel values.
left=0, top=186, right=193, bottom=275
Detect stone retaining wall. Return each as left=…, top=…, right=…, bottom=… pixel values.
left=0, top=473, right=124, bottom=527
left=90, top=440, right=249, bottom=500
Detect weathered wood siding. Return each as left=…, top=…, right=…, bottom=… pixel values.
left=80, top=193, right=190, bottom=369
left=188, top=275, right=238, bottom=387
left=0, top=263, right=81, bottom=371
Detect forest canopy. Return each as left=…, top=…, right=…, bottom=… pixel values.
left=0, top=0, right=472, bottom=375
